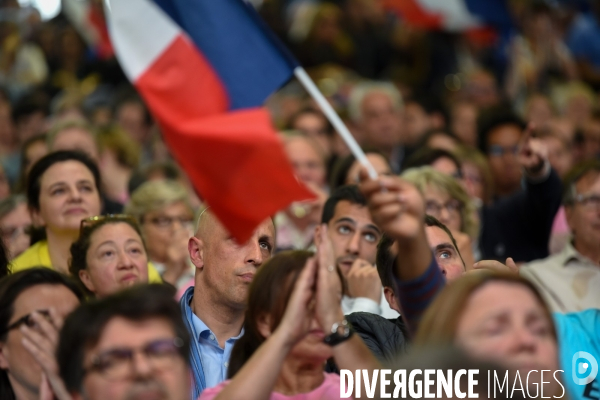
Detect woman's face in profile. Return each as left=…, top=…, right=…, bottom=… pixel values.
left=454, top=282, right=558, bottom=379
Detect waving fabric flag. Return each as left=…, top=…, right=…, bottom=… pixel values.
left=106, top=0, right=314, bottom=243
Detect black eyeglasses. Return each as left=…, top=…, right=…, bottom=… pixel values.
left=0, top=310, right=51, bottom=336
left=83, top=338, right=185, bottom=381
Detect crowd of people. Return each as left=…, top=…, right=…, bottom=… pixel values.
left=0, top=0, right=597, bottom=399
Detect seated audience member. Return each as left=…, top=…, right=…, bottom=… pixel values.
left=0, top=268, right=83, bottom=400
left=181, top=209, right=275, bottom=398
left=454, top=145, right=494, bottom=206
left=413, top=273, right=564, bottom=398
left=402, top=95, right=447, bottom=150
left=125, top=180, right=195, bottom=288
left=47, top=120, right=123, bottom=214
left=347, top=82, right=404, bottom=172
left=69, top=215, right=150, bottom=298
left=128, top=161, right=202, bottom=211
left=58, top=284, right=191, bottom=400
left=46, top=119, right=99, bottom=161
left=450, top=100, right=478, bottom=147
left=199, top=243, right=381, bottom=399
left=403, top=147, right=463, bottom=179
left=96, top=125, right=141, bottom=206
left=521, top=161, right=600, bottom=312
left=329, top=151, right=392, bottom=190
left=276, top=134, right=327, bottom=251
left=0, top=195, right=31, bottom=260
left=359, top=171, right=591, bottom=400
left=477, top=108, right=527, bottom=199
left=417, top=129, right=460, bottom=153
left=316, top=185, right=396, bottom=317
left=14, top=134, right=47, bottom=193
left=402, top=167, right=477, bottom=265
left=476, top=124, right=561, bottom=262
left=287, top=107, right=334, bottom=161
left=10, top=151, right=161, bottom=282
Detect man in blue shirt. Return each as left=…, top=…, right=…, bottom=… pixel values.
left=180, top=209, right=275, bottom=399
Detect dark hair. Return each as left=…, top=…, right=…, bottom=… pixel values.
left=424, top=214, right=465, bottom=268
left=26, top=150, right=102, bottom=212
left=57, top=284, right=187, bottom=393
left=403, top=147, right=462, bottom=175
left=329, top=150, right=390, bottom=190
left=477, top=107, right=526, bottom=153
left=287, top=107, right=333, bottom=137
left=0, top=238, right=8, bottom=280
left=69, top=216, right=147, bottom=295
left=405, top=94, right=448, bottom=124
left=227, top=250, right=346, bottom=378
left=128, top=161, right=183, bottom=195
left=15, top=133, right=47, bottom=193
left=375, top=233, right=396, bottom=292
left=321, top=185, right=367, bottom=224
left=0, top=268, right=84, bottom=399
left=11, top=91, right=49, bottom=124
left=562, top=160, right=600, bottom=205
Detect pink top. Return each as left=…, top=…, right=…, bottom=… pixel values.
left=199, top=373, right=352, bottom=400
left=551, top=206, right=569, bottom=234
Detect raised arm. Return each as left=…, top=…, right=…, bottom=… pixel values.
left=358, top=172, right=445, bottom=332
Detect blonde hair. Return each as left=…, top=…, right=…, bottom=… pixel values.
left=97, top=125, right=141, bottom=169
left=402, top=166, right=479, bottom=239
left=124, top=180, right=192, bottom=223
left=454, top=145, right=494, bottom=205
left=414, top=272, right=557, bottom=346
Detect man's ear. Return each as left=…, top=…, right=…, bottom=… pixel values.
left=79, top=270, right=96, bottom=294
left=188, top=237, right=204, bottom=271
left=256, top=314, right=273, bottom=339
left=383, top=286, right=401, bottom=314
left=0, top=341, right=9, bottom=369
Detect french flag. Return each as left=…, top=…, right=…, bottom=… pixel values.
left=106, top=0, right=314, bottom=243
left=384, top=0, right=512, bottom=33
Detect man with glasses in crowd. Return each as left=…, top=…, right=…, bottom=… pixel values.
left=521, top=160, right=600, bottom=312
left=57, top=284, right=190, bottom=400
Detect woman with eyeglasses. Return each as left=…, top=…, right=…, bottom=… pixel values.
left=125, top=180, right=195, bottom=288
left=0, top=268, right=84, bottom=400
left=10, top=151, right=161, bottom=283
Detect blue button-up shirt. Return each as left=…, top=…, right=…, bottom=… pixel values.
left=190, top=308, right=244, bottom=389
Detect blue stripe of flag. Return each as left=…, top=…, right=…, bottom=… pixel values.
left=152, top=0, right=298, bottom=110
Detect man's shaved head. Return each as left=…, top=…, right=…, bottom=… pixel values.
left=195, top=207, right=217, bottom=242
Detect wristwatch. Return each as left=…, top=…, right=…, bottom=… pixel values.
left=323, top=319, right=354, bottom=346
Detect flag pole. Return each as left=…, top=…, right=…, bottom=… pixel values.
left=294, top=67, right=378, bottom=179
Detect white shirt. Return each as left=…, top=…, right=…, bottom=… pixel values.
left=341, top=289, right=400, bottom=319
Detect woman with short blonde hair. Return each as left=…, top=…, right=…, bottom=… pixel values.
left=125, top=180, right=195, bottom=288
left=402, top=166, right=479, bottom=240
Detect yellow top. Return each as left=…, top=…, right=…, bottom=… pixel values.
left=10, top=240, right=163, bottom=283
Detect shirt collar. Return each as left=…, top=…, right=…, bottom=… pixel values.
left=187, top=296, right=245, bottom=342
left=558, top=240, right=598, bottom=267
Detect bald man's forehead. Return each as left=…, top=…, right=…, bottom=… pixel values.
left=196, top=211, right=275, bottom=243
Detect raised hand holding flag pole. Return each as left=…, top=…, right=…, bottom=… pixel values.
left=105, top=0, right=377, bottom=243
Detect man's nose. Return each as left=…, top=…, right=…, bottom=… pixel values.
left=246, top=242, right=265, bottom=266
left=347, top=231, right=361, bottom=255
left=131, top=351, right=154, bottom=378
